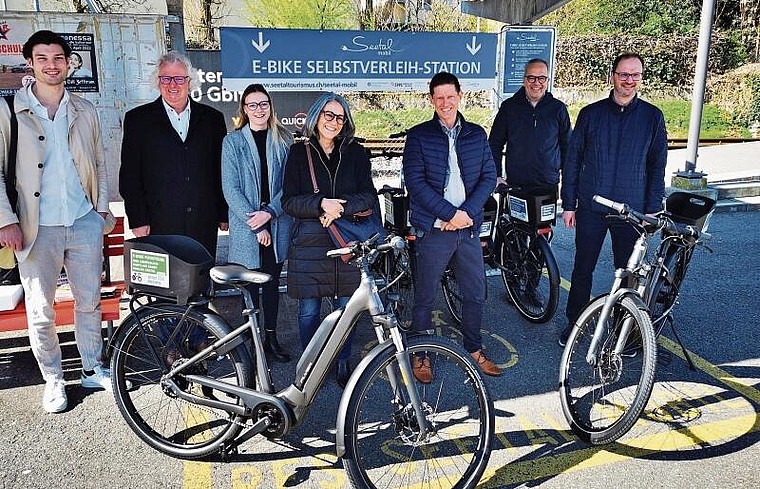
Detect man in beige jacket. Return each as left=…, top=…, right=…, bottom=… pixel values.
left=0, top=30, right=113, bottom=413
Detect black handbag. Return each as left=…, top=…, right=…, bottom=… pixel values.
left=304, top=141, right=384, bottom=262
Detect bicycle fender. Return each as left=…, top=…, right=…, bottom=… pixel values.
left=606, top=289, right=648, bottom=312
left=104, top=304, right=230, bottom=360
left=334, top=337, right=396, bottom=458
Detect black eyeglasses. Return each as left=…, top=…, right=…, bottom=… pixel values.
left=525, top=75, right=549, bottom=84
left=614, top=72, right=642, bottom=81
left=244, top=101, right=270, bottom=111
left=321, top=110, right=346, bottom=124
left=158, top=75, right=190, bottom=85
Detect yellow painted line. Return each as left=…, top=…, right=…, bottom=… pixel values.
left=184, top=461, right=212, bottom=488
left=658, top=336, right=760, bottom=404
left=480, top=413, right=758, bottom=487
left=182, top=403, right=213, bottom=488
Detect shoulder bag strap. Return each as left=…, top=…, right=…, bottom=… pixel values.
left=304, top=141, right=319, bottom=194
left=3, top=95, right=17, bottom=212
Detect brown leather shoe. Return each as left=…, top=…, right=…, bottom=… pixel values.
left=470, top=350, right=502, bottom=377
left=412, top=355, right=433, bottom=384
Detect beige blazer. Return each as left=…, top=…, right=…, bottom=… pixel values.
left=0, top=85, right=110, bottom=262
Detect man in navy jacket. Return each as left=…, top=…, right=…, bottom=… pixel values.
left=560, top=53, right=667, bottom=345
left=489, top=58, right=571, bottom=191
left=403, top=72, right=501, bottom=381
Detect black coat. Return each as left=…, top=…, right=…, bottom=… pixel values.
left=119, top=98, right=228, bottom=254
left=282, top=138, right=377, bottom=299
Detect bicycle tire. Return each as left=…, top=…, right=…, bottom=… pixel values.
left=648, top=246, right=685, bottom=335
left=110, top=304, right=253, bottom=459
left=499, top=226, right=560, bottom=323
left=559, top=295, right=657, bottom=445
left=440, top=265, right=463, bottom=325
left=382, top=246, right=415, bottom=330
left=342, top=335, right=494, bottom=488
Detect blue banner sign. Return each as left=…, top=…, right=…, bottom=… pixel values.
left=221, top=27, right=498, bottom=92
left=499, top=26, right=556, bottom=96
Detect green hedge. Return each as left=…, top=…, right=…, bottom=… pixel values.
left=555, top=33, right=745, bottom=88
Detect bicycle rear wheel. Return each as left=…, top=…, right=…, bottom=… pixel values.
left=499, top=226, right=559, bottom=323
left=559, top=295, right=657, bottom=445
left=382, top=246, right=415, bottom=330
left=342, top=335, right=494, bottom=488
left=110, top=304, right=253, bottom=459
left=440, top=265, right=463, bottom=325
left=649, top=246, right=686, bottom=335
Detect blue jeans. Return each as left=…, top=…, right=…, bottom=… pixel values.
left=565, top=208, right=640, bottom=324
left=412, top=228, right=485, bottom=353
left=298, top=296, right=352, bottom=362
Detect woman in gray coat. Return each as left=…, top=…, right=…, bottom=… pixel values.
left=221, top=84, right=293, bottom=362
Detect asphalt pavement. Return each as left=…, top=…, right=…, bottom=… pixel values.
left=1, top=205, right=758, bottom=489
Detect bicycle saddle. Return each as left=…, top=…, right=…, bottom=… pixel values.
left=210, top=264, right=271, bottom=286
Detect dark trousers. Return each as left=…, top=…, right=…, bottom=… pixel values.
left=245, top=244, right=284, bottom=332
left=565, top=208, right=640, bottom=324
left=412, top=228, right=485, bottom=353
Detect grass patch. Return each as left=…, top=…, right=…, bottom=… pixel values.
left=353, top=99, right=749, bottom=139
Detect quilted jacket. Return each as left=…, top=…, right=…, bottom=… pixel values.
left=560, top=92, right=668, bottom=214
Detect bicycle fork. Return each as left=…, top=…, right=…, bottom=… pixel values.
left=373, top=317, right=433, bottom=440
left=585, top=237, right=648, bottom=366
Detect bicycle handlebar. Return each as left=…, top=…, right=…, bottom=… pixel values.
left=592, top=194, right=706, bottom=240
left=389, top=131, right=407, bottom=139
left=326, top=234, right=406, bottom=260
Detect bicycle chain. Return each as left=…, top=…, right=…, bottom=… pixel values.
left=165, top=375, right=252, bottom=429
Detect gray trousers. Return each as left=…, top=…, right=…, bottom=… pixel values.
left=19, top=209, right=105, bottom=381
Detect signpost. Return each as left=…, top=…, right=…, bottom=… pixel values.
left=220, top=27, right=498, bottom=92
left=497, top=26, right=556, bottom=98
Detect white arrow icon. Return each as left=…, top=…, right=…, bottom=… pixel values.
left=466, top=36, right=481, bottom=56
left=251, top=32, right=270, bottom=53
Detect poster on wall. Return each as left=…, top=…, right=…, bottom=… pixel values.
left=61, top=33, right=99, bottom=92
left=0, top=19, right=34, bottom=96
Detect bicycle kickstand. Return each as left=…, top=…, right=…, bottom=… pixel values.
left=667, top=315, right=696, bottom=370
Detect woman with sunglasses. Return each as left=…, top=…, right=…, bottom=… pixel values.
left=282, top=93, right=378, bottom=388
left=221, top=84, right=294, bottom=362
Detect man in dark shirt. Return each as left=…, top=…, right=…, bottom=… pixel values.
left=559, top=53, right=667, bottom=345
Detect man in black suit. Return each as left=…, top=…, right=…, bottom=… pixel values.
left=119, top=52, right=228, bottom=255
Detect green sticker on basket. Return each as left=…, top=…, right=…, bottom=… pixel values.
left=130, top=249, right=170, bottom=288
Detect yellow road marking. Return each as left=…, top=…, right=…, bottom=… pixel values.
left=658, top=336, right=760, bottom=404
left=480, top=413, right=758, bottom=487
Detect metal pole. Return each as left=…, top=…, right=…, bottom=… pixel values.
left=681, top=0, right=716, bottom=176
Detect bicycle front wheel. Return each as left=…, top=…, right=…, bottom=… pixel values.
left=342, top=335, right=494, bottom=488
left=559, top=295, right=657, bottom=445
left=440, top=265, right=463, bottom=325
left=499, top=227, right=559, bottom=323
left=110, top=304, right=253, bottom=459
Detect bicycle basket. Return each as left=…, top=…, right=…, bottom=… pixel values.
left=124, top=235, right=213, bottom=305
left=665, top=191, right=716, bottom=232
left=507, top=189, right=557, bottom=227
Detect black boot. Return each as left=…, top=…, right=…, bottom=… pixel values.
left=263, top=329, right=291, bottom=363
left=336, top=359, right=352, bottom=389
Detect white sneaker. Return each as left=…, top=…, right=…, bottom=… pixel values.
left=81, top=365, right=113, bottom=392
left=43, top=378, right=68, bottom=413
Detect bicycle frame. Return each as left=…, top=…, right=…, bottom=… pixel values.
left=124, top=237, right=432, bottom=444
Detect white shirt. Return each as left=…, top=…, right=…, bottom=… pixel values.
left=434, top=118, right=465, bottom=228
left=162, top=97, right=191, bottom=142
left=27, top=84, right=90, bottom=227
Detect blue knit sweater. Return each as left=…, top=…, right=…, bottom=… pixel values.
left=561, top=92, right=668, bottom=214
